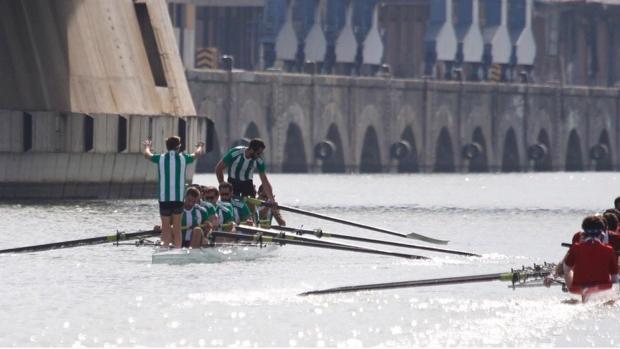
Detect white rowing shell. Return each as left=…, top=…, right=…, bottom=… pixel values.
left=151, top=244, right=279, bottom=265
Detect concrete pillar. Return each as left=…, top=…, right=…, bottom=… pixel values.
left=322, top=0, right=347, bottom=73
left=171, top=3, right=196, bottom=69
left=482, top=0, right=511, bottom=79
left=424, top=0, right=457, bottom=78
left=275, top=1, right=298, bottom=69
left=183, top=4, right=196, bottom=69
left=362, top=2, right=383, bottom=68
left=291, top=0, right=318, bottom=72
left=516, top=0, right=536, bottom=70
left=305, top=0, right=327, bottom=67
left=260, top=0, right=287, bottom=69
left=455, top=0, right=483, bottom=79
left=351, top=0, right=379, bottom=75
left=335, top=1, right=356, bottom=74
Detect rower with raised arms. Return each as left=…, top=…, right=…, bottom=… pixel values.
left=143, top=136, right=205, bottom=248
left=215, top=138, right=275, bottom=202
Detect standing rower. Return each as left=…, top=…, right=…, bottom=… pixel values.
left=143, top=136, right=204, bottom=247
left=215, top=138, right=275, bottom=202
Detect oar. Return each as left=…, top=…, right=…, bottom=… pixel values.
left=246, top=197, right=448, bottom=245
left=0, top=229, right=160, bottom=254
left=271, top=225, right=480, bottom=257
left=212, top=230, right=429, bottom=260
left=299, top=263, right=556, bottom=296
left=561, top=242, right=620, bottom=256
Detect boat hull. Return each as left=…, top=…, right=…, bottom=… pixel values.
left=151, top=243, right=279, bottom=264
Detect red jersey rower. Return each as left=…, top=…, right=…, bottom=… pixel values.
left=563, top=216, right=619, bottom=295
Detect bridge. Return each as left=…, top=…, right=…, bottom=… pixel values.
left=192, top=69, right=617, bottom=173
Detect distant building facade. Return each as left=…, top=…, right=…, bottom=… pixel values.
left=167, top=0, right=620, bottom=86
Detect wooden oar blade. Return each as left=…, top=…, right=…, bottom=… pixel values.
left=248, top=197, right=447, bottom=245
left=406, top=232, right=449, bottom=245
left=271, top=225, right=478, bottom=257
left=217, top=228, right=430, bottom=260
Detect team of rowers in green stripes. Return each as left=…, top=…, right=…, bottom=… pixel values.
left=142, top=135, right=620, bottom=297
left=143, top=136, right=284, bottom=248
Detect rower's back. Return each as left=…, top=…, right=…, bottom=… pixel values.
left=564, top=216, right=619, bottom=293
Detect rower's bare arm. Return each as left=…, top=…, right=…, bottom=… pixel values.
left=215, top=160, right=226, bottom=183
left=274, top=212, right=286, bottom=227
left=258, top=172, right=275, bottom=202
left=209, top=215, right=219, bottom=229
left=562, top=262, right=574, bottom=288
left=143, top=139, right=154, bottom=160
left=190, top=141, right=206, bottom=158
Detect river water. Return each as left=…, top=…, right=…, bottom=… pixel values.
left=1, top=173, right=620, bottom=347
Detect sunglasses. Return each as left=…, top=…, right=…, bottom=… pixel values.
left=204, top=196, right=215, bottom=200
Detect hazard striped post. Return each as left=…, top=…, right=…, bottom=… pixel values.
left=196, top=47, right=220, bottom=69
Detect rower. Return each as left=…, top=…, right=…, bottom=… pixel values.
left=143, top=136, right=205, bottom=248
left=218, top=182, right=253, bottom=226
left=203, top=186, right=235, bottom=231
left=256, top=184, right=286, bottom=228
left=603, top=212, right=620, bottom=252
left=215, top=138, right=277, bottom=215
left=198, top=185, right=220, bottom=230
left=180, top=187, right=213, bottom=248
left=562, top=216, right=619, bottom=294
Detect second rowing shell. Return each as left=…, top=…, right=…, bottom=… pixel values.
left=151, top=243, right=280, bottom=264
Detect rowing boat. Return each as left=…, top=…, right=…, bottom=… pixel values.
left=151, top=243, right=279, bottom=264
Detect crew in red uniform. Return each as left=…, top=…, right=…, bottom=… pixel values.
left=563, top=216, right=619, bottom=294
left=603, top=212, right=620, bottom=251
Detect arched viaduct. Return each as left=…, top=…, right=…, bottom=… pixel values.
left=189, top=70, right=618, bottom=174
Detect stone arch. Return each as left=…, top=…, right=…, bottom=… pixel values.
left=595, top=129, right=612, bottom=171
left=244, top=122, right=260, bottom=139
left=360, top=126, right=382, bottom=173
left=533, top=129, right=552, bottom=172
left=238, top=99, right=269, bottom=147
left=434, top=127, right=455, bottom=173
left=279, top=104, right=310, bottom=170
left=354, top=105, right=385, bottom=172
left=322, top=123, right=346, bottom=173
left=196, top=128, right=221, bottom=174
left=281, top=123, right=308, bottom=173
left=468, top=127, right=488, bottom=173
left=501, top=128, right=520, bottom=172
left=566, top=129, right=583, bottom=171
left=397, top=126, right=419, bottom=173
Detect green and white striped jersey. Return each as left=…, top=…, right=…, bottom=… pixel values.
left=216, top=201, right=235, bottom=226
left=230, top=198, right=252, bottom=224
left=199, top=200, right=218, bottom=218
left=150, top=151, right=195, bottom=202
left=222, top=146, right=266, bottom=181
left=181, top=205, right=209, bottom=241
